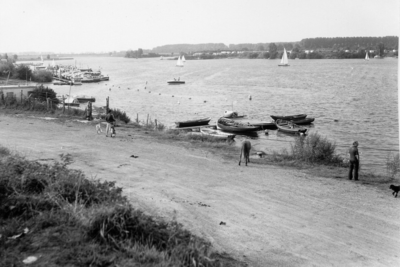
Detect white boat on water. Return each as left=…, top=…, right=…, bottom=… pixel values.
left=365, top=51, right=369, bottom=60
left=182, top=55, right=186, bottom=62
left=176, top=56, right=184, bottom=67
left=278, top=48, right=289, bottom=66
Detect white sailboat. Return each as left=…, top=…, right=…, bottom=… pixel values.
left=176, top=56, right=184, bottom=67
left=365, top=51, right=369, bottom=60
left=278, top=48, right=289, bottom=66
left=182, top=55, right=186, bottom=62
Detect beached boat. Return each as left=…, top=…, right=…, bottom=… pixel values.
left=276, top=119, right=307, bottom=134
left=175, top=117, right=211, bottom=128
left=75, top=95, right=96, bottom=103
left=278, top=48, right=290, bottom=66
left=200, top=128, right=236, bottom=140
left=289, top=117, right=315, bottom=125
left=62, top=97, right=80, bottom=107
left=217, top=117, right=259, bottom=133
left=270, top=114, right=307, bottom=121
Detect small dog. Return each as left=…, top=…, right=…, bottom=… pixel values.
left=389, top=185, right=400, bottom=198
left=96, top=123, right=103, bottom=134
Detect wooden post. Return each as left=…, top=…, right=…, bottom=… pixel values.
left=62, top=95, right=65, bottom=113
left=146, top=114, right=149, bottom=126
left=20, top=90, right=23, bottom=104
left=155, top=119, right=157, bottom=130
left=136, top=113, right=139, bottom=124
left=46, top=98, right=49, bottom=110
left=106, top=96, right=109, bottom=112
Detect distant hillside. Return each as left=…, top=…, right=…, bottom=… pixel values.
left=150, top=36, right=398, bottom=53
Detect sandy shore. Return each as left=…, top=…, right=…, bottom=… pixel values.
left=1, top=113, right=399, bottom=267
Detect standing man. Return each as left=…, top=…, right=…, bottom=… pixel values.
left=105, top=109, right=115, bottom=137
left=348, top=141, right=359, bottom=180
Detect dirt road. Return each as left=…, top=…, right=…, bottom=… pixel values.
left=1, top=114, right=399, bottom=267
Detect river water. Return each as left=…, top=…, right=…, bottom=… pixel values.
left=49, top=56, right=399, bottom=174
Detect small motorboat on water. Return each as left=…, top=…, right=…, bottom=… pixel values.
left=175, top=117, right=211, bottom=128
left=217, top=117, right=259, bottom=133
left=168, top=77, right=185, bottom=84
left=275, top=119, right=307, bottom=135
left=270, top=114, right=307, bottom=121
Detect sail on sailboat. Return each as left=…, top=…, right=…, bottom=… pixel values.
left=365, top=51, right=369, bottom=60
left=278, top=48, right=289, bottom=66
left=176, top=56, right=184, bottom=67
left=182, top=55, right=186, bottom=62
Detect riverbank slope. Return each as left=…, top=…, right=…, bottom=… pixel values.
left=0, top=113, right=399, bottom=267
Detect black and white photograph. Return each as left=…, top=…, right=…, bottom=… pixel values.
left=0, top=0, right=399, bottom=266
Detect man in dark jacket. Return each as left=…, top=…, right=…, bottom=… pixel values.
left=105, top=109, right=115, bottom=137
left=348, top=141, right=359, bottom=180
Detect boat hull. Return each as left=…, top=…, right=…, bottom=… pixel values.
left=168, top=81, right=185, bottom=85
left=217, top=118, right=259, bottom=133
left=271, top=114, right=307, bottom=121
left=289, top=117, right=315, bottom=125
left=175, top=117, right=211, bottom=128
left=276, top=120, right=307, bottom=134
left=200, top=128, right=236, bottom=140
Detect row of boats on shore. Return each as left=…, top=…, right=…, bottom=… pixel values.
left=175, top=112, right=315, bottom=140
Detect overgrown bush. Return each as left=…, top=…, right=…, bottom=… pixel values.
left=290, top=133, right=344, bottom=165
left=111, top=108, right=131, bottom=124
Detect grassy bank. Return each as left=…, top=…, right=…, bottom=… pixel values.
left=0, top=146, right=245, bottom=266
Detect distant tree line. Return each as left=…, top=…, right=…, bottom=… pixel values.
left=149, top=36, right=398, bottom=57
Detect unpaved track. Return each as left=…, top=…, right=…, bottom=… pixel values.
left=1, top=114, right=399, bottom=267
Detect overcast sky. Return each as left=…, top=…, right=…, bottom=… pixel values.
left=1, top=0, right=399, bottom=53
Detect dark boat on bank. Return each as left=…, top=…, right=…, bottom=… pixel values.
left=271, top=114, right=307, bottom=121
left=175, top=117, right=211, bottom=128
left=217, top=117, right=260, bottom=133
left=275, top=119, right=307, bottom=135
left=289, top=117, right=315, bottom=125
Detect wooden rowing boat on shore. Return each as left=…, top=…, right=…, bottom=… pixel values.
left=289, top=117, right=315, bottom=125
left=217, top=117, right=259, bottom=133
left=175, top=117, right=211, bottom=128
left=200, top=128, right=236, bottom=140
left=271, top=114, right=307, bottom=121
left=276, top=119, right=307, bottom=134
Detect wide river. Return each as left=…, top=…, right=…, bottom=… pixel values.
left=49, top=56, right=399, bottom=174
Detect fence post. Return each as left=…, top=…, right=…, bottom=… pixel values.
left=136, top=113, right=139, bottom=124
left=20, top=90, right=23, bottom=104
left=146, top=114, right=149, bottom=126
left=46, top=98, right=49, bottom=110
left=106, top=96, right=109, bottom=112
left=63, top=95, right=65, bottom=113
left=155, top=119, right=157, bottom=130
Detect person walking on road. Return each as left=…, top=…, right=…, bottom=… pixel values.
left=348, top=141, right=360, bottom=180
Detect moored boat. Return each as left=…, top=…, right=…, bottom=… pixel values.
left=289, top=117, right=315, bottom=125
left=217, top=117, right=259, bottom=133
left=271, top=114, right=307, bottom=121
left=223, top=110, right=247, bottom=118
left=200, top=128, right=236, bottom=140
left=175, top=117, right=211, bottom=128
left=168, top=79, right=185, bottom=84
left=275, top=119, right=307, bottom=134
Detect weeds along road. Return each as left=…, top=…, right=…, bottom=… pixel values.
left=1, top=114, right=399, bottom=267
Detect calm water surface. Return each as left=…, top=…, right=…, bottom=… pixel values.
left=51, top=57, right=399, bottom=173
